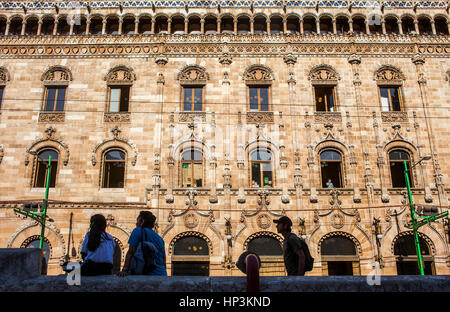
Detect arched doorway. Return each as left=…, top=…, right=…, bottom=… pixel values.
left=320, top=234, right=360, bottom=276
left=21, top=235, right=52, bottom=275
left=394, top=233, right=435, bottom=275
left=171, top=234, right=210, bottom=276
left=112, top=237, right=123, bottom=274
left=245, top=233, right=285, bottom=276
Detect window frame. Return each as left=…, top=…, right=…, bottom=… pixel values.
left=378, top=85, right=403, bottom=112
left=0, top=86, right=4, bottom=109
left=388, top=149, right=414, bottom=188
left=248, top=85, right=270, bottom=112
left=43, top=86, right=67, bottom=112
left=101, top=148, right=127, bottom=189
left=182, top=86, right=204, bottom=112
left=180, top=149, right=204, bottom=188
left=249, top=148, right=274, bottom=188
left=33, top=148, right=59, bottom=188
left=107, top=85, right=131, bottom=112
left=313, top=85, right=337, bottom=112
left=319, top=149, right=344, bottom=188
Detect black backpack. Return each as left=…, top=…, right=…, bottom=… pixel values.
left=300, top=238, right=314, bottom=272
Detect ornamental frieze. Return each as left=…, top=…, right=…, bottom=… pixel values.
left=104, top=112, right=132, bottom=123
left=381, top=112, right=409, bottom=123
left=38, top=112, right=66, bottom=123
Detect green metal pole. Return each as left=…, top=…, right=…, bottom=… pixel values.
left=404, top=160, right=425, bottom=276
left=39, top=156, right=51, bottom=253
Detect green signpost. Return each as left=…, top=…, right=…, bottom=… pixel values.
left=14, top=156, right=53, bottom=272
left=403, top=156, right=448, bottom=276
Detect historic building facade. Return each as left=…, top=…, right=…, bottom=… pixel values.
left=0, top=0, right=449, bottom=276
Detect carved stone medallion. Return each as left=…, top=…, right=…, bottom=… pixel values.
left=184, top=213, right=199, bottom=229
left=257, top=213, right=272, bottom=229
left=330, top=212, right=345, bottom=229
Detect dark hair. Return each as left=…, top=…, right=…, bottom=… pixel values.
left=87, top=214, right=107, bottom=252
left=138, top=211, right=156, bottom=229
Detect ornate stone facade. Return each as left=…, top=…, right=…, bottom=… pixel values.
left=0, top=1, right=449, bottom=277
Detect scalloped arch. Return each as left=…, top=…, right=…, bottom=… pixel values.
left=391, top=231, right=436, bottom=255
left=317, top=231, right=362, bottom=255
left=168, top=231, right=213, bottom=256
left=243, top=231, right=284, bottom=251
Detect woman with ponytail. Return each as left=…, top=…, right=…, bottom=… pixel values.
left=80, top=214, right=116, bottom=276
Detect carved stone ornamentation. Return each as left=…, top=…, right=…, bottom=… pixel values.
left=314, top=112, right=342, bottom=124
left=104, top=65, right=136, bottom=84
left=374, top=65, right=405, bottom=83
left=104, top=112, right=131, bottom=123
left=41, top=65, right=72, bottom=83
left=246, top=112, right=274, bottom=124
left=178, top=112, right=206, bottom=123
left=330, top=212, right=345, bottom=229
left=38, top=112, right=65, bottom=123
left=243, top=65, right=273, bottom=83
left=0, top=66, right=10, bottom=85
left=308, top=64, right=340, bottom=84
left=177, top=65, right=209, bottom=83
left=257, top=213, right=272, bottom=229
left=381, top=111, right=408, bottom=123
left=184, top=213, right=199, bottom=229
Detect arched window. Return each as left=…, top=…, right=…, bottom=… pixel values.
left=401, top=16, right=415, bottom=34
left=319, top=16, right=333, bottom=34
left=41, top=16, right=55, bottom=35
left=41, top=66, right=72, bottom=112
left=220, top=16, right=233, bottom=34
left=237, top=16, right=250, bottom=34
left=247, top=234, right=284, bottom=276
left=250, top=149, right=273, bottom=187
left=102, top=149, right=126, bottom=188
left=244, top=65, right=273, bottom=112
left=172, top=235, right=210, bottom=276
left=105, top=66, right=136, bottom=113
left=389, top=149, right=413, bottom=188
left=418, top=17, right=432, bottom=35
left=25, top=17, right=39, bottom=35
left=320, top=235, right=359, bottom=276
left=394, top=233, right=434, bottom=275
left=178, top=66, right=208, bottom=112
left=0, top=17, right=6, bottom=36
left=155, top=16, right=168, bottom=34
left=188, top=16, right=201, bottom=34
left=286, top=16, right=300, bottom=34
left=375, top=66, right=405, bottom=112
left=105, top=16, right=119, bottom=35
left=352, top=16, right=366, bottom=34
left=22, top=236, right=51, bottom=265
left=320, top=150, right=343, bottom=188
left=336, top=16, right=349, bottom=34
left=34, top=149, right=58, bottom=188
left=270, top=16, right=283, bottom=34
left=89, top=16, right=103, bottom=35
left=72, top=16, right=87, bottom=35
left=171, top=16, right=185, bottom=34
left=122, top=16, right=135, bottom=35
left=385, top=17, right=400, bottom=34
left=204, top=16, right=217, bottom=35
left=309, top=65, right=339, bottom=112
left=181, top=149, right=203, bottom=187
left=56, top=16, right=70, bottom=35
left=303, top=16, right=316, bottom=34
left=138, top=16, right=152, bottom=34
left=253, top=16, right=267, bottom=34
left=435, top=17, right=449, bottom=35
left=8, top=17, right=23, bottom=36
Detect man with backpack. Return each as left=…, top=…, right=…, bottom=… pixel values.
left=274, top=216, right=314, bottom=276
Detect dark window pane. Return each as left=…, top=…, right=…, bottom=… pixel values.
left=321, top=162, right=342, bottom=188
left=251, top=150, right=271, bottom=161
left=184, top=87, right=192, bottom=111
left=251, top=162, right=261, bottom=187
left=390, top=87, right=401, bottom=111
left=35, top=150, right=58, bottom=188
left=25, top=240, right=51, bottom=264
left=320, top=150, right=341, bottom=161
left=249, top=87, right=258, bottom=110
left=321, top=237, right=356, bottom=255
left=45, top=88, right=56, bottom=111
left=193, top=87, right=202, bottom=111
left=389, top=150, right=409, bottom=161
left=38, top=150, right=58, bottom=161
left=394, top=235, right=430, bottom=256
left=390, top=160, right=412, bottom=187
left=103, top=161, right=125, bottom=188
left=380, top=87, right=390, bottom=111
left=260, top=87, right=269, bottom=111
left=0, top=87, right=4, bottom=109
left=119, top=87, right=129, bottom=112
left=182, top=150, right=202, bottom=161
left=248, top=236, right=283, bottom=256
left=172, top=261, right=209, bottom=276
left=262, top=163, right=273, bottom=186
left=173, top=236, right=209, bottom=255
left=55, top=88, right=65, bottom=111
left=105, top=150, right=125, bottom=161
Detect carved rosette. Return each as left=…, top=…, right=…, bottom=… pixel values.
left=257, top=213, right=272, bottom=229
left=246, top=112, right=274, bottom=124
left=104, top=112, right=131, bottom=123
left=381, top=111, right=408, bottom=123
left=38, top=112, right=65, bottom=123
left=314, top=112, right=342, bottom=124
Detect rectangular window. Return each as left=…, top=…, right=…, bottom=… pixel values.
left=108, top=86, right=130, bottom=112
left=181, top=162, right=203, bottom=187
left=183, top=87, right=203, bottom=111
left=380, top=86, right=402, bottom=111
left=315, top=86, right=336, bottom=112
left=44, top=87, right=66, bottom=111
left=34, top=161, right=57, bottom=188
left=249, top=86, right=269, bottom=111
left=103, top=161, right=125, bottom=188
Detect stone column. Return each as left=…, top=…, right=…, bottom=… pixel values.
left=447, top=21, right=450, bottom=36
left=414, top=20, right=419, bottom=34
left=85, top=20, right=90, bottom=35
left=332, top=18, right=337, bottom=34
left=151, top=17, right=155, bottom=34
left=233, top=18, right=237, bottom=35
left=250, top=17, right=254, bottom=34
left=118, top=17, right=123, bottom=35
left=165, top=114, right=175, bottom=204
left=283, top=17, right=287, bottom=33
left=349, top=19, right=353, bottom=33
left=431, top=20, right=436, bottom=35
left=209, top=144, right=218, bottom=204
left=365, top=20, right=370, bottom=34
left=398, top=20, right=403, bottom=35
left=412, top=55, right=448, bottom=207
left=300, top=18, right=304, bottom=34
left=200, top=18, right=205, bottom=34
left=69, top=20, right=74, bottom=36
left=217, top=18, right=221, bottom=34
left=267, top=17, right=271, bottom=34
left=102, top=19, right=106, bottom=35
left=372, top=112, right=390, bottom=203
left=167, top=18, right=171, bottom=34
left=316, top=19, right=320, bottom=34
left=5, top=21, right=10, bottom=36
left=184, top=18, right=188, bottom=34
left=381, top=19, right=386, bottom=34
left=37, top=20, right=42, bottom=36
left=21, top=20, right=26, bottom=36
left=53, top=19, right=59, bottom=35
left=134, top=18, right=139, bottom=34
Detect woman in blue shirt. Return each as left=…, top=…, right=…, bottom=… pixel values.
left=117, top=211, right=167, bottom=276
left=81, top=214, right=115, bottom=276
